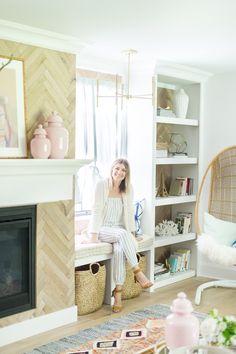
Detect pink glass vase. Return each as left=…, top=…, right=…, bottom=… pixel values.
left=45, top=111, right=69, bottom=159
left=30, top=124, right=51, bottom=159
left=165, top=292, right=199, bottom=350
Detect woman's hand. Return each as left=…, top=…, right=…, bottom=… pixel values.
left=132, top=231, right=143, bottom=242
left=80, top=233, right=100, bottom=244
left=136, top=235, right=143, bottom=241
left=89, top=233, right=100, bottom=243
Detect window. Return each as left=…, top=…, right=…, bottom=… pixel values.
left=75, top=69, right=128, bottom=211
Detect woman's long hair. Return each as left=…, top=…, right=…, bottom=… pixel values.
left=109, top=158, right=131, bottom=193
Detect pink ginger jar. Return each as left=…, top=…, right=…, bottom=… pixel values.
left=45, top=111, right=69, bottom=159
left=30, top=124, right=51, bottom=159
left=165, top=292, right=199, bottom=351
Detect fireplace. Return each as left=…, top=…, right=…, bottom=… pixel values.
left=0, top=205, right=36, bottom=319
left=0, top=159, right=85, bottom=346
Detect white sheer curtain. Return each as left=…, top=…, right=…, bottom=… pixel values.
left=75, top=74, right=128, bottom=211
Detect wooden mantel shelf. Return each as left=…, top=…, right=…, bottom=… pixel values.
left=0, top=159, right=92, bottom=207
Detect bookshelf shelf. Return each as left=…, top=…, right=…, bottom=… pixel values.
left=154, top=233, right=196, bottom=247
left=155, top=116, right=198, bottom=126
left=155, top=195, right=196, bottom=206
left=155, top=157, right=197, bottom=165
left=153, top=269, right=196, bottom=289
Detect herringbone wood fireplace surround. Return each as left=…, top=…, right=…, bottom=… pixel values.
left=0, top=38, right=76, bottom=329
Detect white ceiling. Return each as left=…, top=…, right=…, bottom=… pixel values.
left=1, top=0, right=236, bottom=74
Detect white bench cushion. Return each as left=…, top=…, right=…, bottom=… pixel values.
left=75, top=236, right=112, bottom=259
left=75, top=233, right=153, bottom=261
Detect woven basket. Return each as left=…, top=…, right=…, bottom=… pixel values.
left=122, top=253, right=146, bottom=300
left=75, top=262, right=106, bottom=315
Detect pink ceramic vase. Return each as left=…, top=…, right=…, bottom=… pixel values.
left=45, top=112, right=69, bottom=159
left=30, top=124, right=51, bottom=159
left=165, top=292, right=199, bottom=350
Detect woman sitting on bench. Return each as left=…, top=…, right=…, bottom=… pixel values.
left=87, top=158, right=153, bottom=313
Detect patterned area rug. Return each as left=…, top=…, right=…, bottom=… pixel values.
left=25, top=304, right=205, bottom=354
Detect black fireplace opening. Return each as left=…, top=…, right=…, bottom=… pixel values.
left=0, top=205, right=36, bottom=319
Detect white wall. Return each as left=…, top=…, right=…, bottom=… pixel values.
left=203, top=72, right=236, bottom=165
left=77, top=52, right=125, bottom=76
left=198, top=72, right=236, bottom=280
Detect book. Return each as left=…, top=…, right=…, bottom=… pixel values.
left=169, top=179, right=183, bottom=196
left=174, top=248, right=191, bottom=270
left=156, top=108, right=176, bottom=117
left=175, top=212, right=192, bottom=234
left=169, top=177, right=187, bottom=196
left=187, top=178, right=194, bottom=195
left=169, top=177, right=194, bottom=196
left=156, top=149, right=168, bottom=158
left=156, top=142, right=168, bottom=150
left=154, top=270, right=171, bottom=280
left=173, top=252, right=186, bottom=271
left=154, top=267, right=169, bottom=276
left=168, top=254, right=178, bottom=273
left=174, top=254, right=182, bottom=272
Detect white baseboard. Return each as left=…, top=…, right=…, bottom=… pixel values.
left=0, top=306, right=78, bottom=347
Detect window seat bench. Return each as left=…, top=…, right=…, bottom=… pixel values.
left=74, top=234, right=154, bottom=305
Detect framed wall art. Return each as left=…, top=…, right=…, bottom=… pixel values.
left=0, top=55, right=27, bottom=158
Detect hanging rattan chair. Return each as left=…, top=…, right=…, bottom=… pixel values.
left=195, top=146, right=236, bottom=305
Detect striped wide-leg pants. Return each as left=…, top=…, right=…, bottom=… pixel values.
left=98, top=226, right=138, bottom=285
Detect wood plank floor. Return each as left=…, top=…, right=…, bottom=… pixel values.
left=1, top=276, right=235, bottom=354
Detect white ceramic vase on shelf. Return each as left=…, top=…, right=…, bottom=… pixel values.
left=175, top=89, right=189, bottom=118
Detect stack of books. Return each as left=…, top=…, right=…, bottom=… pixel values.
left=156, top=142, right=168, bottom=158
left=175, top=212, right=192, bottom=234
left=169, top=177, right=194, bottom=196
left=156, top=149, right=168, bottom=158
left=168, top=248, right=191, bottom=273
left=156, top=108, right=176, bottom=117
left=154, top=262, right=170, bottom=280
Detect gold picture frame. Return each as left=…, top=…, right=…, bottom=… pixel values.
left=0, top=55, right=27, bottom=158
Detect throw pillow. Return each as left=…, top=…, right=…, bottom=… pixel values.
left=204, top=212, right=236, bottom=246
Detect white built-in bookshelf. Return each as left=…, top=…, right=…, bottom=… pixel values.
left=128, top=62, right=210, bottom=290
